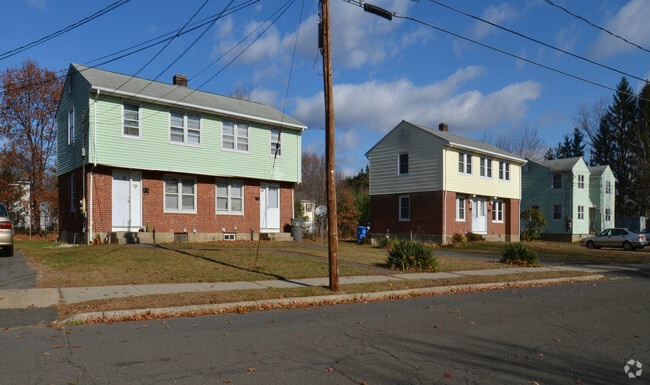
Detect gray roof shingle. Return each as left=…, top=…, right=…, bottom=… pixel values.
left=71, top=63, right=305, bottom=129
left=539, top=157, right=581, bottom=172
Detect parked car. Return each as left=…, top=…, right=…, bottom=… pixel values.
left=0, top=203, right=14, bottom=257
left=580, top=228, right=647, bottom=251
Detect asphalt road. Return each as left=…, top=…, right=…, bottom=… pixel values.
left=0, top=271, right=647, bottom=384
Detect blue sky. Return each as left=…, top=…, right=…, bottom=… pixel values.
left=3, top=0, right=650, bottom=176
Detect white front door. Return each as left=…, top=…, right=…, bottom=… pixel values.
left=260, top=184, right=280, bottom=232
left=112, top=170, right=142, bottom=231
left=471, top=198, right=487, bottom=234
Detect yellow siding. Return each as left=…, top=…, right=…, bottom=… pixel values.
left=443, top=147, right=521, bottom=199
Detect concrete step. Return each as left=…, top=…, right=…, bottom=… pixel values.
left=111, top=232, right=154, bottom=245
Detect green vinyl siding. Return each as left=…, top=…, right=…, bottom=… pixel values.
left=87, top=95, right=300, bottom=182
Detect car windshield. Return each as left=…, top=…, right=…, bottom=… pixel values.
left=0, top=204, right=7, bottom=217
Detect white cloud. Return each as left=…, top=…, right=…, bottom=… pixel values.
left=472, top=3, right=517, bottom=39
left=589, top=0, right=650, bottom=58
left=293, top=66, right=542, bottom=136
left=28, top=0, right=46, bottom=10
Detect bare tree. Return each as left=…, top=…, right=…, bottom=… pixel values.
left=228, top=85, right=253, bottom=101
left=480, top=123, right=547, bottom=160
left=575, top=96, right=609, bottom=157
left=296, top=151, right=343, bottom=207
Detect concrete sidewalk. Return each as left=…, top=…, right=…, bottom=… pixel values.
left=0, top=264, right=632, bottom=310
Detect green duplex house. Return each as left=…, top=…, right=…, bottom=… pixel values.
left=56, top=64, right=305, bottom=244
left=521, top=157, right=616, bottom=241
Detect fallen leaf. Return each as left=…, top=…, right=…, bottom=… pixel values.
left=53, top=345, right=62, bottom=349
left=469, top=321, right=476, bottom=325
left=444, top=373, right=453, bottom=378
left=247, top=368, right=256, bottom=372
left=553, top=338, right=561, bottom=342
left=434, top=325, right=440, bottom=329
left=576, top=379, right=582, bottom=384
left=325, top=368, right=333, bottom=372
left=73, top=345, right=83, bottom=349
left=41, top=352, right=49, bottom=356
left=65, top=330, right=71, bottom=334
left=224, top=380, right=232, bottom=384
left=537, top=353, right=544, bottom=357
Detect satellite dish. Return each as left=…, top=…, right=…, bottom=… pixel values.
left=314, top=205, right=327, bottom=218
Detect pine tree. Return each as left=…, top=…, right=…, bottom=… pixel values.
left=633, top=82, right=650, bottom=215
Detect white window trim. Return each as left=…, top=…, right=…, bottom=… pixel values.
left=270, top=129, right=282, bottom=158
left=221, top=120, right=249, bottom=153
left=68, top=108, right=74, bottom=145
left=216, top=180, right=245, bottom=216
left=122, top=102, right=141, bottom=139
left=163, top=175, right=197, bottom=214
left=492, top=200, right=504, bottom=223
left=480, top=158, right=492, bottom=179
left=498, top=161, right=510, bottom=181
left=399, top=195, right=410, bottom=221
left=168, top=111, right=202, bottom=147
left=458, top=153, right=471, bottom=175
left=456, top=197, right=466, bottom=221
left=605, top=181, right=612, bottom=194
left=577, top=174, right=584, bottom=190
left=398, top=153, right=409, bottom=175
left=605, top=208, right=611, bottom=221
left=577, top=205, right=584, bottom=220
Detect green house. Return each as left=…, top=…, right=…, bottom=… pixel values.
left=56, top=64, right=306, bottom=244
left=521, top=157, right=616, bottom=241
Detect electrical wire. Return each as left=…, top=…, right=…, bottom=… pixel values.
left=544, top=0, right=650, bottom=55
left=0, top=0, right=131, bottom=61
left=430, top=0, right=649, bottom=84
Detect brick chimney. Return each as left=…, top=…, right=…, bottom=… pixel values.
left=173, top=74, right=188, bottom=87
left=439, top=122, right=448, bottom=132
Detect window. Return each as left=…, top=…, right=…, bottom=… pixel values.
left=305, top=202, right=314, bottom=213
left=492, top=201, right=504, bottom=222
left=499, top=161, right=510, bottom=181
left=170, top=111, right=201, bottom=145
left=552, top=174, right=562, bottom=189
left=270, top=129, right=281, bottom=157
left=123, top=103, right=140, bottom=137
left=70, top=174, right=76, bottom=213
left=224, top=233, right=236, bottom=241
left=398, top=153, right=409, bottom=175
left=458, top=153, right=471, bottom=174
left=456, top=196, right=466, bottom=221
left=399, top=195, right=410, bottom=221
left=164, top=176, right=196, bottom=213
left=553, top=204, right=562, bottom=220
left=68, top=108, right=74, bottom=145
left=222, top=121, right=248, bottom=152
left=480, top=158, right=492, bottom=178
left=577, top=174, right=584, bottom=189
left=577, top=205, right=584, bottom=220
left=216, top=181, right=244, bottom=215
left=605, top=181, right=611, bottom=194
left=605, top=208, right=611, bottom=221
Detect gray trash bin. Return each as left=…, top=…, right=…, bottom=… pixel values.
left=291, top=218, right=304, bottom=242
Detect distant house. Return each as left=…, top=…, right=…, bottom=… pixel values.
left=296, top=198, right=316, bottom=232
left=521, top=157, right=616, bottom=241
left=366, top=121, right=526, bottom=244
left=56, top=64, right=306, bottom=244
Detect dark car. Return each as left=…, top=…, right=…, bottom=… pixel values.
left=0, top=203, right=14, bottom=257
left=580, top=228, right=647, bottom=251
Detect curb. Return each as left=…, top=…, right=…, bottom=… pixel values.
left=58, top=274, right=605, bottom=325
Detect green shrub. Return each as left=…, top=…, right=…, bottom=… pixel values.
left=500, top=243, right=539, bottom=266
left=386, top=239, right=439, bottom=271
left=376, top=237, right=394, bottom=249
left=520, top=208, right=547, bottom=241
left=466, top=232, right=484, bottom=242
left=449, top=233, right=467, bottom=246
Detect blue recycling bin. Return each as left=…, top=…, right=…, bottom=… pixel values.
left=356, top=226, right=368, bottom=244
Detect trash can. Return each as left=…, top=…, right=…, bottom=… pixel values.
left=356, top=226, right=368, bottom=244
left=291, top=218, right=304, bottom=242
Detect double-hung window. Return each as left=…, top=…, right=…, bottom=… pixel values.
left=216, top=181, right=244, bottom=215
left=170, top=111, right=201, bottom=145
left=605, top=208, right=611, bottom=221
left=577, top=205, right=584, bottom=220
left=399, top=195, right=410, bottom=221
left=553, top=204, right=562, bottom=220
left=577, top=174, right=584, bottom=189
left=605, top=181, right=611, bottom=194
left=480, top=158, right=492, bottom=178
left=222, top=121, right=249, bottom=152
left=552, top=174, right=562, bottom=189
left=492, top=200, right=504, bottom=222
left=499, top=161, right=510, bottom=181
left=164, top=176, right=197, bottom=213
left=456, top=196, right=466, bottom=221
left=270, top=129, right=281, bottom=157
left=458, top=153, right=471, bottom=174
left=123, top=103, right=140, bottom=138
left=398, top=153, right=409, bottom=175
left=68, top=108, right=74, bottom=145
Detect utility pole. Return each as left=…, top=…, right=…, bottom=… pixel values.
left=320, top=0, right=339, bottom=292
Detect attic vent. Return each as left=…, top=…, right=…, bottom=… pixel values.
left=173, top=74, right=188, bottom=87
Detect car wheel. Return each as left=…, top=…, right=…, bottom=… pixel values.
left=585, top=241, right=596, bottom=249
left=623, top=241, right=633, bottom=251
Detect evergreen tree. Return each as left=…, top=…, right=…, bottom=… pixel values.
left=633, top=82, right=650, bottom=215
left=548, top=127, right=586, bottom=159
left=569, top=127, right=586, bottom=157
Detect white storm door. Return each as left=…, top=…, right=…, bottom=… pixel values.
left=471, top=198, right=487, bottom=234
left=112, top=170, right=142, bottom=231
left=260, top=184, right=280, bottom=232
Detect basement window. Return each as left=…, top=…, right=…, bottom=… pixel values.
left=224, top=233, right=236, bottom=241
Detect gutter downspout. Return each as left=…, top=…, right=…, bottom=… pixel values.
left=442, top=147, right=447, bottom=245
left=89, top=89, right=100, bottom=243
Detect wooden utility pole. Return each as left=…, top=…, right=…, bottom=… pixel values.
left=320, top=0, right=340, bottom=292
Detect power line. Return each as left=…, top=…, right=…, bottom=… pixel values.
left=430, top=0, right=649, bottom=84
left=544, top=0, right=650, bottom=55
left=0, top=0, right=131, bottom=61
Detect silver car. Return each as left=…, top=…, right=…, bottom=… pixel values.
left=580, top=228, right=647, bottom=251
left=0, top=203, right=13, bottom=257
